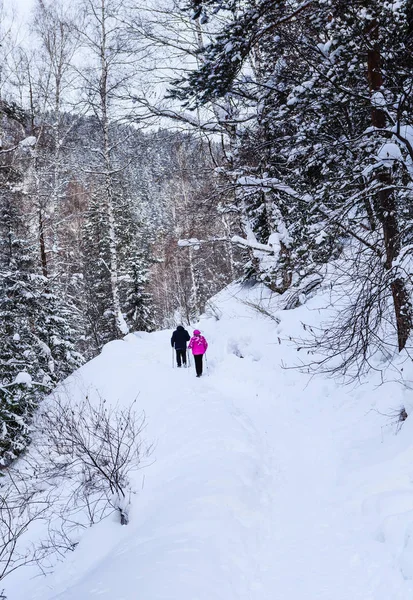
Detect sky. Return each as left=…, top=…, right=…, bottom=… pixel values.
left=13, top=0, right=35, bottom=19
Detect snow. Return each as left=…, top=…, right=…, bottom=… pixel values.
left=178, top=237, right=201, bottom=248
left=37, top=339, right=52, bottom=356
left=117, top=309, right=130, bottom=336
left=315, top=229, right=328, bottom=244
left=317, top=40, right=333, bottom=56
left=371, top=91, right=387, bottom=108
left=5, top=283, right=413, bottom=599
left=14, top=371, right=32, bottom=385
left=18, top=136, right=37, bottom=148
left=231, top=234, right=273, bottom=254
left=396, top=125, right=413, bottom=147
left=378, top=142, right=403, bottom=164
left=236, top=175, right=313, bottom=203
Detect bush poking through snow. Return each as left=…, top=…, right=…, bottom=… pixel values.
left=0, top=471, right=53, bottom=585
left=36, top=395, right=149, bottom=526
left=398, top=406, right=408, bottom=425
left=390, top=406, right=408, bottom=434
left=204, top=300, right=222, bottom=321
left=0, top=396, right=150, bottom=589
left=374, top=405, right=409, bottom=436
left=240, top=299, right=281, bottom=324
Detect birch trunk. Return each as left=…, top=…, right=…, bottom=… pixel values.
left=98, top=0, right=128, bottom=336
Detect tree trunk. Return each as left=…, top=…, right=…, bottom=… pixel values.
left=367, top=20, right=412, bottom=350
left=39, top=209, right=48, bottom=279
left=99, top=0, right=127, bottom=337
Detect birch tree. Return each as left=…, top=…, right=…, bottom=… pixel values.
left=32, top=0, right=82, bottom=282
left=76, top=0, right=134, bottom=337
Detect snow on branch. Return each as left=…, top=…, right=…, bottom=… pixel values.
left=180, top=174, right=385, bottom=260
left=131, top=97, right=225, bottom=134
left=231, top=235, right=274, bottom=254
left=236, top=175, right=312, bottom=202
left=235, top=175, right=382, bottom=256
left=178, top=237, right=227, bottom=249
left=258, top=0, right=313, bottom=39
left=177, top=235, right=274, bottom=254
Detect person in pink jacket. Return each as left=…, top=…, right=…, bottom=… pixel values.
left=188, top=329, right=208, bottom=377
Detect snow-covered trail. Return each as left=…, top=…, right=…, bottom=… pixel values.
left=10, top=285, right=413, bottom=599
left=202, top=333, right=410, bottom=599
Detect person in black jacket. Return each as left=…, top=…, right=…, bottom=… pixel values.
left=171, top=325, right=191, bottom=367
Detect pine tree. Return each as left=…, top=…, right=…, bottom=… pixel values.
left=115, top=179, right=156, bottom=332
left=81, top=189, right=116, bottom=352
left=0, top=107, right=84, bottom=464
left=123, top=249, right=155, bottom=332
left=0, top=187, right=47, bottom=464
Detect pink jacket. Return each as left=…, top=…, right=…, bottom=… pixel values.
left=188, top=330, right=208, bottom=355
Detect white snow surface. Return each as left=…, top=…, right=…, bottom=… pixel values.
left=18, top=136, right=37, bottom=148
left=378, top=142, right=403, bottom=164
left=14, top=371, right=32, bottom=385
left=6, top=283, right=413, bottom=599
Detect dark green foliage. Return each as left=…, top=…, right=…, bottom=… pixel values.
left=81, top=178, right=156, bottom=352
left=172, top=0, right=286, bottom=104
left=0, top=109, right=84, bottom=464
left=0, top=100, right=28, bottom=127
left=81, top=192, right=117, bottom=352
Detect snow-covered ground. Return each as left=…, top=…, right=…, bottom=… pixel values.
left=6, top=282, right=413, bottom=599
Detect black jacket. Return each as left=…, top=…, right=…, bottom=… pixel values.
left=171, top=326, right=190, bottom=349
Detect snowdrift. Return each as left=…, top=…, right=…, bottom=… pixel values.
left=5, top=282, right=413, bottom=599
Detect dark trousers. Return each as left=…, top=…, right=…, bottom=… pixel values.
left=176, top=348, right=187, bottom=367
left=194, top=354, right=203, bottom=376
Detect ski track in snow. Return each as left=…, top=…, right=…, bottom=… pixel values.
left=7, top=284, right=413, bottom=600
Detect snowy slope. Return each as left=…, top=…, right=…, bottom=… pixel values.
left=7, top=283, right=413, bottom=599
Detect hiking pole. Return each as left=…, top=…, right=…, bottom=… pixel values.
left=205, top=352, right=209, bottom=376
left=172, top=347, right=174, bottom=368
